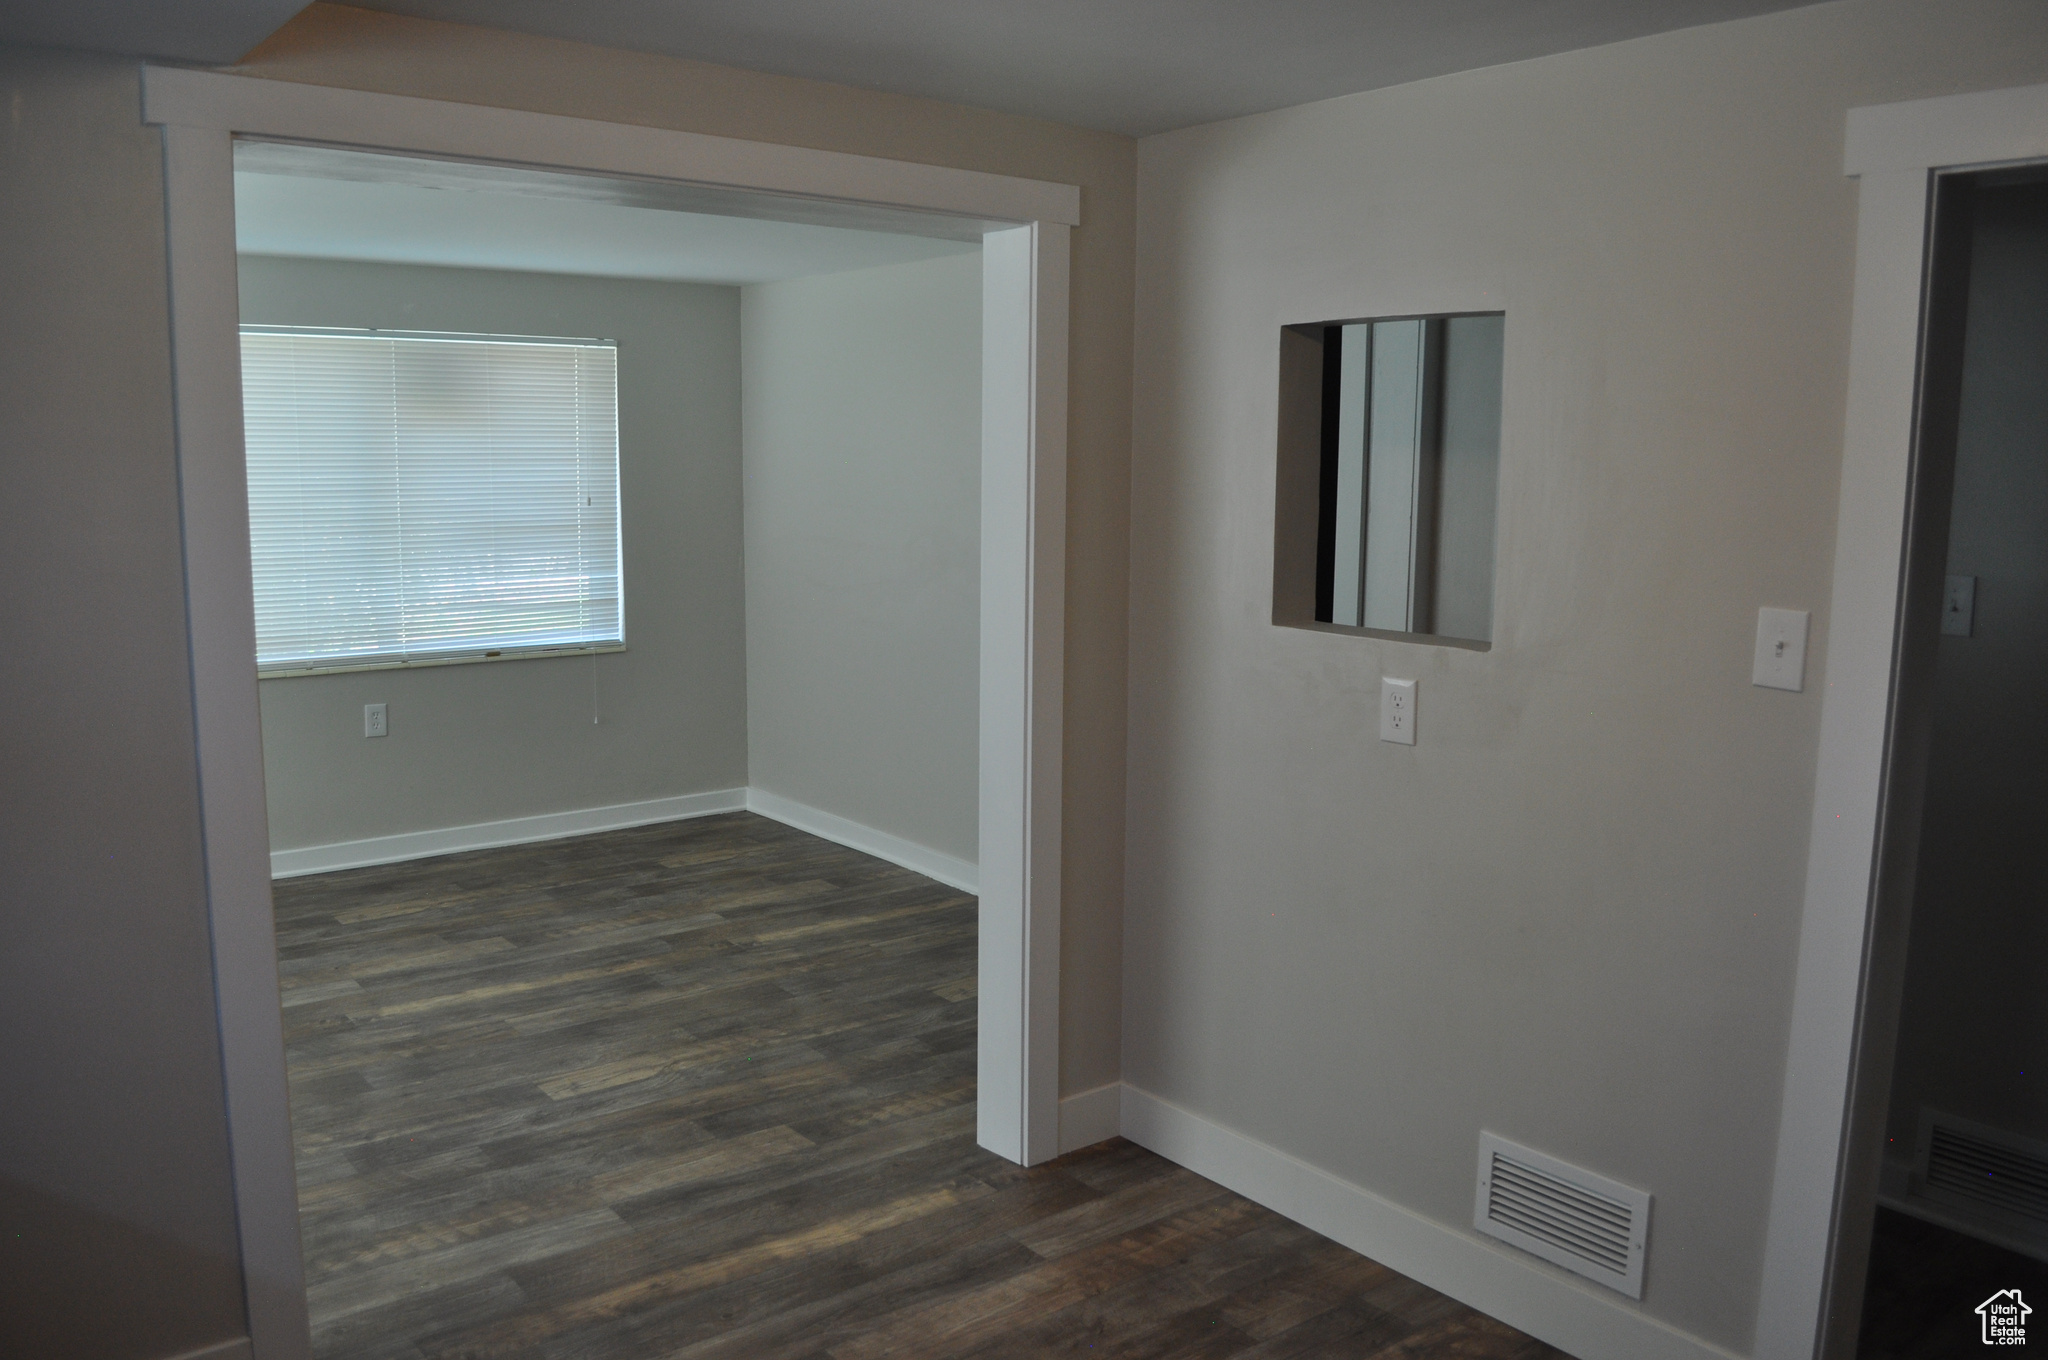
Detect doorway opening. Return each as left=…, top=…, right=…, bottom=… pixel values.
left=1840, top=163, right=2048, bottom=1359
left=147, top=66, right=1072, bottom=1359
left=229, top=138, right=997, bottom=1356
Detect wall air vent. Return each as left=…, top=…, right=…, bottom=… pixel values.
left=1474, top=1132, right=1650, bottom=1299
left=1917, top=1109, right=2048, bottom=1232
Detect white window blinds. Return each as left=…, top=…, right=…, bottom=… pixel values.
left=240, top=328, right=622, bottom=674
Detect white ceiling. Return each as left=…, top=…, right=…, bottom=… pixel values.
left=347, top=0, right=1826, bottom=134
left=233, top=147, right=981, bottom=284
left=6, top=0, right=1826, bottom=137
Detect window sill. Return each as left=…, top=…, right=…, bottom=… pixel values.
left=1273, top=619, right=1492, bottom=652
left=257, top=643, right=626, bottom=680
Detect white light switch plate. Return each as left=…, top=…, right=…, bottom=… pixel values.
left=1380, top=677, right=1417, bottom=745
left=1752, top=609, right=1809, bottom=692
left=364, top=702, right=388, bottom=738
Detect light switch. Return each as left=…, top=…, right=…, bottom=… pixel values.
left=1752, top=609, right=1809, bottom=692
left=1942, top=575, right=1976, bottom=637
left=364, top=702, right=388, bottom=738
left=1379, top=677, right=1417, bottom=745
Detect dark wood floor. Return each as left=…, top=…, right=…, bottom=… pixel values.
left=1857, top=1205, right=2048, bottom=1358
left=275, top=812, right=1572, bottom=1359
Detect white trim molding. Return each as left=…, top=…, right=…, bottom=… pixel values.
left=141, top=68, right=1080, bottom=230
left=269, top=787, right=980, bottom=894
left=745, top=789, right=978, bottom=895
left=146, top=67, right=1071, bottom=1360
left=976, top=220, right=1069, bottom=1169
left=162, top=1341, right=255, bottom=1360
left=1844, top=82, right=2048, bottom=178
left=269, top=789, right=749, bottom=878
left=1056, top=1081, right=1124, bottom=1154
left=159, top=115, right=313, bottom=1360
left=1117, top=1085, right=1741, bottom=1360
left=1050, top=1082, right=1735, bottom=1356
left=1754, top=80, right=2048, bottom=1360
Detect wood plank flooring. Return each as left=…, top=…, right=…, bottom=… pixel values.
left=275, top=812, right=1573, bottom=1359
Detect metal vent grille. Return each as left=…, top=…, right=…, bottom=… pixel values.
left=1920, top=1111, right=2048, bottom=1226
left=1475, top=1133, right=1650, bottom=1298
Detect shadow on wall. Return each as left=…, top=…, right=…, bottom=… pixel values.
left=0, top=1176, right=246, bottom=1360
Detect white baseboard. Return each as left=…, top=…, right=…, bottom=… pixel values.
left=1058, top=1081, right=1124, bottom=1154
left=161, top=1339, right=252, bottom=1360
left=269, top=788, right=748, bottom=878
left=1875, top=1187, right=2048, bottom=1266
left=1875, top=1149, right=2048, bottom=1266
left=745, top=787, right=978, bottom=894
left=269, top=786, right=981, bottom=894
left=1117, top=1083, right=1742, bottom=1360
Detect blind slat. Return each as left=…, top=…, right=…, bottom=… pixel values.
left=241, top=329, right=622, bottom=669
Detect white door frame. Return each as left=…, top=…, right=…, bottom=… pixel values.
left=143, top=66, right=1075, bottom=1360
left=1753, top=80, right=2048, bottom=1360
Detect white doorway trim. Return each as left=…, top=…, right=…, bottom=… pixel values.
left=143, top=66, right=1076, bottom=1360
left=1753, top=80, right=2048, bottom=1360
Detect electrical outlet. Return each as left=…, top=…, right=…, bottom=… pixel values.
left=1379, top=677, right=1417, bottom=745
left=364, top=703, right=388, bottom=738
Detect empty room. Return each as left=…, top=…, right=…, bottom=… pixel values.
left=233, top=143, right=1007, bottom=1354
left=5, top=2, right=2048, bottom=1360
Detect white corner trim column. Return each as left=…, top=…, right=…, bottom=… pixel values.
left=1751, top=161, right=1929, bottom=1360
left=978, top=221, right=1069, bottom=1166
left=1754, top=81, right=2048, bottom=1360
left=157, top=117, right=312, bottom=1360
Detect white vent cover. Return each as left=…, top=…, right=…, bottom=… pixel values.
left=1917, top=1109, right=2048, bottom=1229
left=1475, top=1132, right=1650, bottom=1299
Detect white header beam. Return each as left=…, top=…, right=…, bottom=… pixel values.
left=142, top=66, right=1081, bottom=229
left=1844, top=80, right=2048, bottom=177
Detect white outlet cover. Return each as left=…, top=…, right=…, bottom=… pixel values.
left=1379, top=677, right=1417, bottom=745
left=1752, top=608, right=1809, bottom=692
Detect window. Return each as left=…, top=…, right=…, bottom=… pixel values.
left=1272, top=312, right=1504, bottom=645
left=240, top=327, right=622, bottom=675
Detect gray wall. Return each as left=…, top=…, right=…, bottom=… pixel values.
left=1886, top=181, right=2048, bottom=1155
left=239, top=257, right=748, bottom=850
left=741, top=253, right=982, bottom=863
left=0, top=46, right=247, bottom=1360
left=1125, top=0, right=2048, bottom=1351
